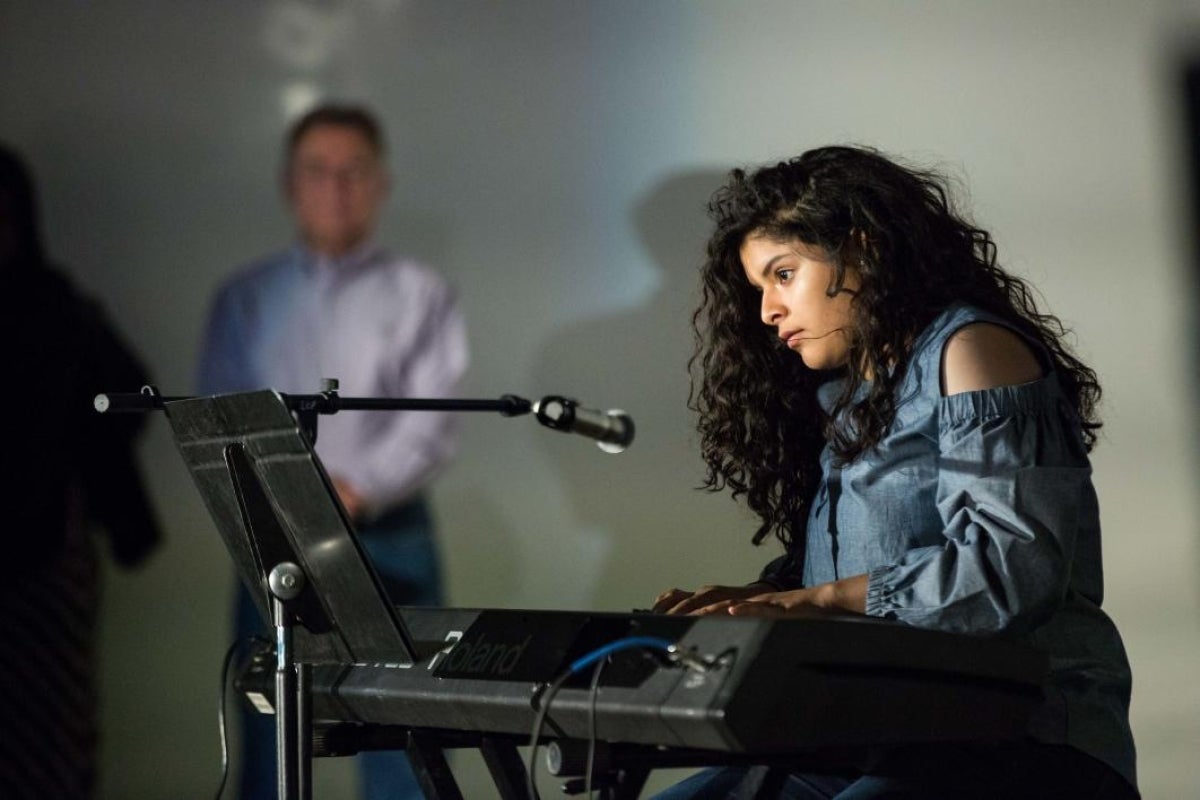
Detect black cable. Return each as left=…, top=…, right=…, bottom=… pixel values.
left=584, top=656, right=608, bottom=799
left=214, top=636, right=264, bottom=800
left=526, top=670, right=573, bottom=800
left=526, top=637, right=676, bottom=800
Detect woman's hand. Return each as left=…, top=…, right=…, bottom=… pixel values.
left=729, top=575, right=869, bottom=617
left=654, top=575, right=868, bottom=617
left=726, top=587, right=829, bottom=618
left=652, top=582, right=775, bottom=615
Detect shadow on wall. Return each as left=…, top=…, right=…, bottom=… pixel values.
left=529, top=168, right=757, bottom=610
left=433, top=465, right=526, bottom=605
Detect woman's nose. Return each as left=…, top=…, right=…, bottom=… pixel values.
left=760, top=289, right=783, bottom=326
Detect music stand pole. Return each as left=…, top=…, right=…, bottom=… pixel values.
left=268, top=561, right=310, bottom=800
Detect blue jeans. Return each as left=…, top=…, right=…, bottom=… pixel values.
left=235, top=498, right=442, bottom=800
left=650, top=741, right=1137, bottom=800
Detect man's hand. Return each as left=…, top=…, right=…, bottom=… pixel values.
left=331, top=476, right=366, bottom=522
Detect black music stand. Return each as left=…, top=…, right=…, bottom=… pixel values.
left=163, top=390, right=435, bottom=800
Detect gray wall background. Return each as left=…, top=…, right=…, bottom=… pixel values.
left=2, top=1, right=1198, bottom=797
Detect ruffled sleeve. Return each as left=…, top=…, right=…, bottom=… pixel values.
left=864, top=376, right=1093, bottom=634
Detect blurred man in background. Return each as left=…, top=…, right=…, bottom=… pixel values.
left=197, top=104, right=468, bottom=800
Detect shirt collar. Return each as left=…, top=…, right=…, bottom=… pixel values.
left=816, top=373, right=847, bottom=414
left=293, top=239, right=384, bottom=280
left=815, top=369, right=875, bottom=416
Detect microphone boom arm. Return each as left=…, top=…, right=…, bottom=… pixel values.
left=95, top=385, right=633, bottom=453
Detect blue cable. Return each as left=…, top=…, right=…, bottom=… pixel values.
left=568, top=636, right=674, bottom=674
left=526, top=636, right=677, bottom=800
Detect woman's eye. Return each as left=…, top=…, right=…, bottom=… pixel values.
left=775, top=268, right=794, bottom=283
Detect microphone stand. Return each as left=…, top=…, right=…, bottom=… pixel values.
left=95, top=379, right=534, bottom=444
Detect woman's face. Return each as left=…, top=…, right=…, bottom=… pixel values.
left=739, top=233, right=859, bottom=371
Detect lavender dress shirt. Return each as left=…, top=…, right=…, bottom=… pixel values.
left=196, top=242, right=469, bottom=518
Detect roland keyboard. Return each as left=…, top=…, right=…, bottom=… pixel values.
left=237, top=606, right=1046, bottom=753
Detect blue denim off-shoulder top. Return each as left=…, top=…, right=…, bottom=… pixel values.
left=760, top=303, right=1136, bottom=790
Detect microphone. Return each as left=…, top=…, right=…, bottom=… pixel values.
left=776, top=328, right=845, bottom=348
left=533, top=396, right=635, bottom=454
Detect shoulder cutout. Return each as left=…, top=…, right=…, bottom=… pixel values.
left=940, top=322, right=1045, bottom=396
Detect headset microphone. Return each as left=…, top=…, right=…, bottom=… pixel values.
left=783, top=327, right=846, bottom=343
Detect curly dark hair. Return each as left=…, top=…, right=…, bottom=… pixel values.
left=690, top=145, right=1102, bottom=550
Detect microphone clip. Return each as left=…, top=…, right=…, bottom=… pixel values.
left=533, top=395, right=581, bottom=433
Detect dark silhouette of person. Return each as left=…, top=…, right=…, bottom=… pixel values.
left=0, top=142, right=162, bottom=799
